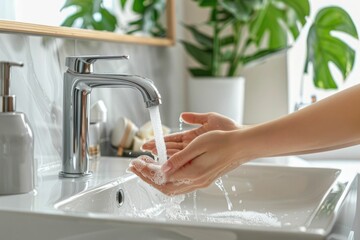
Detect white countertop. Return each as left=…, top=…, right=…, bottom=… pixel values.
left=0, top=156, right=359, bottom=216
left=0, top=157, right=134, bottom=213
left=0, top=156, right=358, bottom=240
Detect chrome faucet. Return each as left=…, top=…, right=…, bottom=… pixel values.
left=59, top=56, right=161, bottom=178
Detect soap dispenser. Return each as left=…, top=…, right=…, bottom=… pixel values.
left=0, top=61, right=34, bottom=195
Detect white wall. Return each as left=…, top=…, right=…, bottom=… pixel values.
left=13, top=0, right=66, bottom=26
left=0, top=0, right=15, bottom=19
left=242, top=54, right=289, bottom=124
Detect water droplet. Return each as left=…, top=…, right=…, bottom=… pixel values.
left=179, top=116, right=183, bottom=131
left=193, top=191, right=198, bottom=220
left=215, top=178, right=233, bottom=211
left=299, top=226, right=307, bottom=232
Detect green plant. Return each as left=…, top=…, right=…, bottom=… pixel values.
left=61, top=0, right=118, bottom=31
left=304, top=7, right=358, bottom=89
left=120, top=0, right=167, bottom=37
left=61, top=0, right=167, bottom=37
left=183, top=0, right=358, bottom=89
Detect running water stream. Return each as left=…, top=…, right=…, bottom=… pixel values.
left=148, top=106, right=167, bottom=164
left=215, top=177, right=233, bottom=211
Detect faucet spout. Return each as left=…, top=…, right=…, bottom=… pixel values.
left=60, top=56, right=161, bottom=178
left=75, top=73, right=162, bottom=107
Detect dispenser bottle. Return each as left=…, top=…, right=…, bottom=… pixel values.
left=0, top=62, right=34, bottom=195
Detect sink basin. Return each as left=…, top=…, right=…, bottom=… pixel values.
left=55, top=164, right=358, bottom=239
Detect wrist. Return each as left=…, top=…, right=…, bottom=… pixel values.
left=227, top=128, right=264, bottom=164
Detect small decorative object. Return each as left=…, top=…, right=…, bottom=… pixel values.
left=111, top=118, right=170, bottom=157
left=0, top=62, right=34, bottom=195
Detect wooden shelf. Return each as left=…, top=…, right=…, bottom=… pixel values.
left=0, top=0, right=176, bottom=47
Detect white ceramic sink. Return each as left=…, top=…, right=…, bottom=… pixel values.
left=55, top=164, right=358, bottom=239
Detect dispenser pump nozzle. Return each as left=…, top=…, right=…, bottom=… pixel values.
left=0, top=62, right=23, bottom=112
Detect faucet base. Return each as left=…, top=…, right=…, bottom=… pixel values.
left=59, top=171, right=92, bottom=178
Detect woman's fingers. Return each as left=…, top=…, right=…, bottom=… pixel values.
left=130, top=155, right=223, bottom=195
left=130, top=159, right=166, bottom=185
left=130, top=129, right=246, bottom=196
left=129, top=166, right=176, bottom=195
left=129, top=166, right=159, bottom=188
left=141, top=141, right=155, bottom=151
left=161, top=141, right=205, bottom=174
left=165, top=142, right=186, bottom=150
left=130, top=164, right=214, bottom=195
left=151, top=141, right=185, bottom=154
left=141, top=133, right=185, bottom=152
left=130, top=165, right=195, bottom=195
left=138, top=155, right=156, bottom=163
left=151, top=148, right=180, bottom=157
left=180, top=112, right=210, bottom=125
left=166, top=149, right=180, bottom=156
left=142, top=132, right=185, bottom=148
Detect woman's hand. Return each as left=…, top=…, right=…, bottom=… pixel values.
left=142, top=112, right=239, bottom=156
left=130, top=84, right=360, bottom=195
left=130, top=129, right=250, bottom=195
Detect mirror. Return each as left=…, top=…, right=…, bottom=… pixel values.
left=0, top=0, right=175, bottom=46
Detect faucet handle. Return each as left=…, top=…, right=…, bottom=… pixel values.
left=65, top=55, right=130, bottom=74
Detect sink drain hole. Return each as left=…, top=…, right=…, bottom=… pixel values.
left=116, top=189, right=124, bottom=207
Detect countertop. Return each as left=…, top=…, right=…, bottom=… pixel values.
left=0, top=156, right=358, bottom=240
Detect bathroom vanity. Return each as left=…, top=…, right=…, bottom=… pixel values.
left=0, top=157, right=357, bottom=240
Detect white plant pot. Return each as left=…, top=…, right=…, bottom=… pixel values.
left=188, top=76, right=245, bottom=123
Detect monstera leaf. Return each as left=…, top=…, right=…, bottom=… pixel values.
left=249, top=0, right=310, bottom=49
left=61, top=0, right=117, bottom=31
left=305, top=7, right=358, bottom=89
left=218, top=0, right=264, bottom=22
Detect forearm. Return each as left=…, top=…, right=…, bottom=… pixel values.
left=238, top=84, right=360, bottom=160
left=275, top=140, right=359, bottom=156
